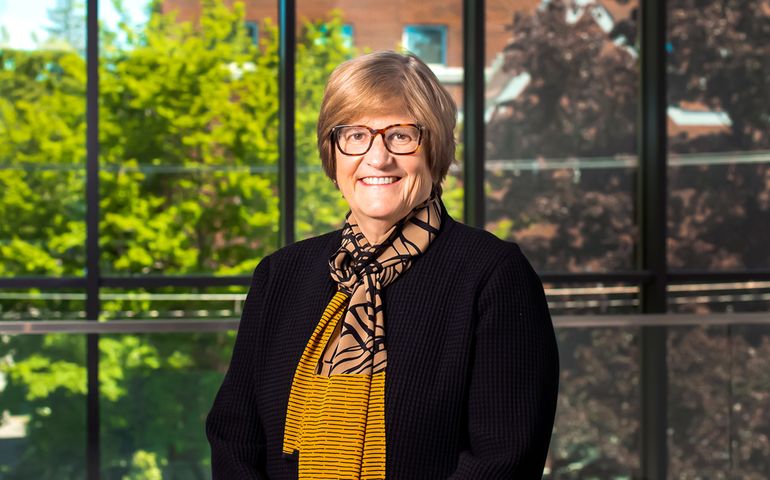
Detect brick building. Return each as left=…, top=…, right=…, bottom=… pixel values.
left=160, top=0, right=730, bottom=139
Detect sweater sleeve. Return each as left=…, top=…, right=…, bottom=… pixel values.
left=447, top=245, right=559, bottom=479
left=206, top=256, right=271, bottom=479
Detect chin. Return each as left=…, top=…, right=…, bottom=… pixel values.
left=359, top=207, right=401, bottom=221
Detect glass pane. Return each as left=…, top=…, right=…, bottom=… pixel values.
left=0, top=334, right=86, bottom=478
left=668, top=325, right=730, bottom=477
left=666, top=0, right=770, bottom=270
left=546, top=326, right=640, bottom=478
left=404, top=25, right=446, bottom=65
left=100, top=332, right=228, bottom=479
left=730, top=324, right=770, bottom=477
left=0, top=1, right=86, bottom=278
left=100, top=0, right=280, bottom=276
left=295, top=0, right=464, bottom=240
left=668, top=281, right=770, bottom=314
left=98, top=167, right=278, bottom=276
left=485, top=0, right=639, bottom=272
left=545, top=282, right=639, bottom=316
left=99, top=286, right=248, bottom=321
left=668, top=323, right=770, bottom=477
left=0, top=289, right=86, bottom=321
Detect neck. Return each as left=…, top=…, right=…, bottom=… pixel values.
left=354, top=193, right=440, bottom=246
left=357, top=217, right=399, bottom=246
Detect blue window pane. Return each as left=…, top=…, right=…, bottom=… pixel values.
left=404, top=25, right=446, bottom=65
left=245, top=21, right=258, bottom=45
left=341, top=24, right=354, bottom=49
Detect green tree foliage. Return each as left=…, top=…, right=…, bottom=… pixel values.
left=0, top=48, right=87, bottom=277
left=0, top=1, right=361, bottom=478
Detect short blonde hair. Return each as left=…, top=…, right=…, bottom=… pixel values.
left=317, top=51, right=457, bottom=196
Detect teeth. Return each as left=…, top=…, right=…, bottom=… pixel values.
left=361, top=176, right=399, bottom=185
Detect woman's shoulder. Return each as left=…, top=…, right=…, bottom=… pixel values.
left=436, top=220, right=546, bottom=308
left=440, top=217, right=525, bottom=266
left=263, top=228, right=342, bottom=267
left=430, top=215, right=543, bottom=291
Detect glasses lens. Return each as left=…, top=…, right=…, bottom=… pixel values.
left=384, top=125, right=421, bottom=153
left=336, top=126, right=372, bottom=155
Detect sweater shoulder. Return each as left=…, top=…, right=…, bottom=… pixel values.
left=443, top=220, right=523, bottom=263
left=266, top=228, right=341, bottom=266
left=432, top=219, right=538, bottom=293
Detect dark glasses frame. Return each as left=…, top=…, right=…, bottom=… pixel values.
left=330, top=123, right=425, bottom=156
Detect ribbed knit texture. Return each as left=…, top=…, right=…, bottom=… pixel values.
left=282, top=290, right=387, bottom=479
left=206, top=207, right=560, bottom=479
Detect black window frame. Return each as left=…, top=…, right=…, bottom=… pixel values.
left=1, top=0, right=769, bottom=478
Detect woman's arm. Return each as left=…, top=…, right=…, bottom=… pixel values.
left=206, top=256, right=271, bottom=479
left=448, top=245, right=559, bottom=479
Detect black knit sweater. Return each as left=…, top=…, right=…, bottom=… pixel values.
left=206, top=205, right=560, bottom=479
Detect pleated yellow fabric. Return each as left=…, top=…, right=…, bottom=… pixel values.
left=283, top=191, right=441, bottom=478
left=282, top=290, right=386, bottom=479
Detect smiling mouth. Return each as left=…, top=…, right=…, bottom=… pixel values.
left=359, top=176, right=402, bottom=185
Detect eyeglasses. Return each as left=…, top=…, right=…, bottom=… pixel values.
left=331, top=123, right=424, bottom=156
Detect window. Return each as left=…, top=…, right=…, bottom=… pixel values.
left=315, top=22, right=354, bottom=49
left=403, top=25, right=447, bottom=65
left=341, top=24, right=354, bottom=49
left=245, top=21, right=258, bottom=45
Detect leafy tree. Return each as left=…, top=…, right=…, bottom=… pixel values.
left=485, top=0, right=769, bottom=477
left=486, top=0, right=769, bottom=272
left=662, top=0, right=770, bottom=271
left=485, top=0, right=638, bottom=273
left=0, top=1, right=366, bottom=478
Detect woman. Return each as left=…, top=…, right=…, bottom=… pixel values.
left=206, top=51, right=559, bottom=479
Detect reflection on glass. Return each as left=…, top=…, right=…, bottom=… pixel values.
left=485, top=0, right=639, bottom=273
left=0, top=334, right=86, bottom=478
left=0, top=0, right=86, bottom=278
left=666, top=0, right=770, bottom=270
left=546, top=326, right=640, bottom=478
left=99, top=0, right=280, bottom=276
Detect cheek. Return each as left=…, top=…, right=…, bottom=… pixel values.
left=414, top=158, right=433, bottom=185
left=335, top=161, right=353, bottom=185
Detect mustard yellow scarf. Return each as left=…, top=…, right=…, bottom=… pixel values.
left=282, top=190, right=442, bottom=479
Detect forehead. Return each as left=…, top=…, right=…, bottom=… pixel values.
left=339, top=88, right=416, bottom=127
left=348, top=113, right=417, bottom=129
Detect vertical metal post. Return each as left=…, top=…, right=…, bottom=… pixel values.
left=86, top=0, right=101, bottom=478
left=462, top=0, right=485, bottom=228
left=638, top=0, right=668, bottom=476
left=279, top=0, right=296, bottom=246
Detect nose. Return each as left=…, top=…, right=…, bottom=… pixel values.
left=365, top=133, right=392, bottom=167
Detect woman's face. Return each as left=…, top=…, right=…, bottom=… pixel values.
left=334, top=113, right=433, bottom=229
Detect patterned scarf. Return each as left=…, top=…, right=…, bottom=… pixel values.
left=282, top=189, right=443, bottom=479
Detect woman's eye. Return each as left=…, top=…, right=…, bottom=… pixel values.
left=391, top=133, right=412, bottom=143
left=348, top=132, right=367, bottom=142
